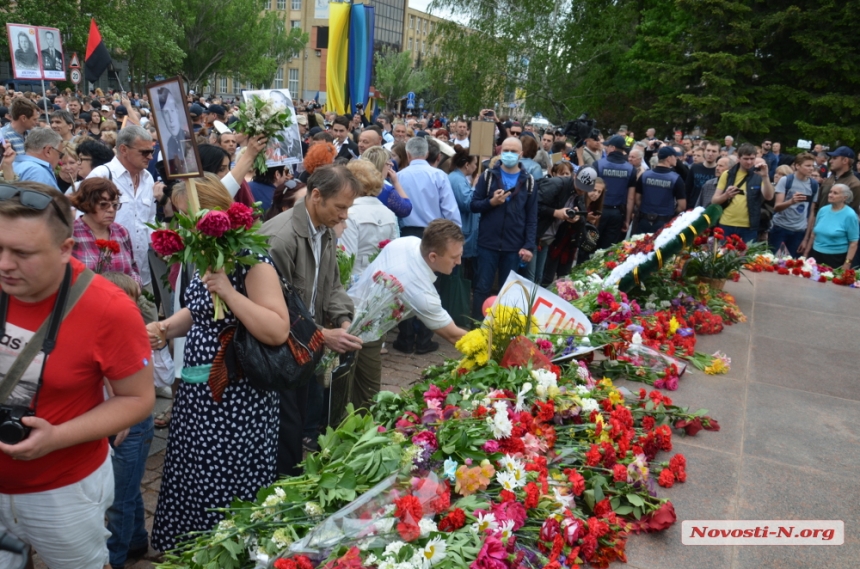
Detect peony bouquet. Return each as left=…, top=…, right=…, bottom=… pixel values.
left=317, top=271, right=409, bottom=373
left=150, top=202, right=270, bottom=320
left=232, top=95, right=294, bottom=174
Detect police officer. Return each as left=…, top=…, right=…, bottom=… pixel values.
left=594, top=134, right=637, bottom=248
left=635, top=146, right=687, bottom=234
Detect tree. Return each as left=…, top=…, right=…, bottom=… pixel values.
left=173, top=0, right=307, bottom=90
left=373, top=49, right=430, bottom=110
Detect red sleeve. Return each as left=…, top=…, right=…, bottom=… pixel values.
left=95, top=290, right=151, bottom=381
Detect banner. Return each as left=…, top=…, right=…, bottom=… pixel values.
left=325, top=2, right=350, bottom=115
left=347, top=5, right=374, bottom=115
left=6, top=24, right=66, bottom=81
left=242, top=89, right=303, bottom=167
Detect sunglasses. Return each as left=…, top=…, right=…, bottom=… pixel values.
left=0, top=185, right=70, bottom=228
left=510, top=131, right=522, bottom=136
left=131, top=147, right=155, bottom=158
left=97, top=201, right=123, bottom=211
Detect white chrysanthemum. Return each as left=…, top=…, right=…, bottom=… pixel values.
left=472, top=511, right=498, bottom=533
left=496, top=470, right=518, bottom=491
left=531, top=368, right=558, bottom=399
left=574, top=384, right=591, bottom=396
left=377, top=560, right=397, bottom=569
left=419, top=517, right=438, bottom=537
left=365, top=554, right=379, bottom=565
left=496, top=519, right=515, bottom=541
left=515, top=382, right=532, bottom=412
left=489, top=410, right=512, bottom=439
left=375, top=517, right=395, bottom=534
left=420, top=536, right=448, bottom=566
left=384, top=540, right=407, bottom=557
left=271, top=528, right=292, bottom=549
left=304, top=502, right=323, bottom=519
left=580, top=397, right=599, bottom=414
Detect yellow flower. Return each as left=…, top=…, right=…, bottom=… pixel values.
left=608, top=389, right=623, bottom=406
left=704, top=359, right=729, bottom=375
left=599, top=377, right=614, bottom=389
left=668, top=316, right=680, bottom=336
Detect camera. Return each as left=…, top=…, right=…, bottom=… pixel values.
left=562, top=113, right=597, bottom=145
left=0, top=406, right=34, bottom=445
left=566, top=208, right=579, bottom=218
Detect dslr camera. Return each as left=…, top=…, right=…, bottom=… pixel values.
left=0, top=405, right=34, bottom=445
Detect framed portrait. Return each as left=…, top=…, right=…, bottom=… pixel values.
left=6, top=24, right=42, bottom=80
left=37, top=27, right=65, bottom=81
left=242, top=89, right=303, bottom=167
left=146, top=76, right=203, bottom=180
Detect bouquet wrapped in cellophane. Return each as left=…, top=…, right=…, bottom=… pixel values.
left=317, top=271, right=410, bottom=373
left=232, top=94, right=293, bottom=174
left=149, top=202, right=269, bottom=320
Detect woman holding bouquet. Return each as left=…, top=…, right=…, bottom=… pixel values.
left=147, top=173, right=291, bottom=552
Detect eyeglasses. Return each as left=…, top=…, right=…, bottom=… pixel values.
left=77, top=157, right=92, bottom=164
left=0, top=184, right=71, bottom=228
left=96, top=200, right=122, bottom=211
left=510, top=131, right=522, bottom=136
left=130, top=147, right=155, bottom=158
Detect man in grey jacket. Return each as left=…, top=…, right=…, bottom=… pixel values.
left=261, top=164, right=362, bottom=471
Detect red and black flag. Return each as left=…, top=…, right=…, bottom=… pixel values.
left=85, top=19, right=111, bottom=81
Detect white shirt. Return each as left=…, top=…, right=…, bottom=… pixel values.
left=349, top=236, right=452, bottom=330
left=340, top=196, right=399, bottom=282
left=306, top=207, right=325, bottom=317
left=87, top=157, right=157, bottom=286
left=452, top=136, right=470, bottom=149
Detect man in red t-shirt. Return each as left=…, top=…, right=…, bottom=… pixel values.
left=0, top=183, right=154, bottom=569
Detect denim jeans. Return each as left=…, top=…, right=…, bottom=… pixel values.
left=768, top=224, right=806, bottom=257
left=718, top=224, right=758, bottom=243
left=533, top=241, right=551, bottom=286
left=472, top=246, right=522, bottom=321
left=303, top=377, right=324, bottom=440
left=107, top=414, right=154, bottom=568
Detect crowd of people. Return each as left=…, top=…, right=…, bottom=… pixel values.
left=1, top=83, right=859, bottom=569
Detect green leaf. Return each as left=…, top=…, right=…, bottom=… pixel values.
left=583, top=489, right=595, bottom=510
left=614, top=505, right=634, bottom=515
left=627, top=493, right=645, bottom=507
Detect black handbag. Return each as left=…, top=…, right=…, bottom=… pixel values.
left=228, top=273, right=326, bottom=392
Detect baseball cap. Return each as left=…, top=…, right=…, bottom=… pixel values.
left=826, top=146, right=856, bottom=160
left=115, top=105, right=128, bottom=117
left=296, top=114, right=308, bottom=126
left=605, top=135, right=627, bottom=149
left=213, top=120, right=232, bottom=135
left=574, top=167, right=597, bottom=192
left=658, top=146, right=680, bottom=160
left=208, top=104, right=226, bottom=116
left=188, top=104, right=205, bottom=118
left=101, top=105, right=112, bottom=113
left=619, top=124, right=628, bottom=131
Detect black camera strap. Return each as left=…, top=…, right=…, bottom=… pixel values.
left=0, top=266, right=95, bottom=406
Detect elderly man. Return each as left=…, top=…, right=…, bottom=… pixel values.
left=394, top=137, right=461, bottom=354
left=348, top=220, right=468, bottom=409
left=721, top=135, right=736, bottom=156
left=0, top=184, right=154, bottom=569
left=628, top=146, right=648, bottom=178
left=87, top=126, right=164, bottom=295
left=261, top=165, right=362, bottom=467
left=12, top=127, right=63, bottom=189
left=357, top=127, right=382, bottom=156
left=384, top=121, right=409, bottom=150
left=470, top=136, right=537, bottom=321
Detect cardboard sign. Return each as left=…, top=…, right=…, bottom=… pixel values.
left=492, top=271, right=592, bottom=336
left=469, top=119, right=496, bottom=158
left=551, top=152, right=564, bottom=164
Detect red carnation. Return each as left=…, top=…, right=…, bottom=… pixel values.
left=378, top=239, right=391, bottom=249
left=564, top=468, right=586, bottom=496
left=295, top=556, right=314, bottom=569
left=274, top=559, right=297, bottom=569
left=95, top=239, right=121, bottom=254
left=613, top=463, right=628, bottom=482
left=641, top=415, right=655, bottom=431
left=658, top=469, right=675, bottom=488
left=197, top=210, right=232, bottom=237
left=585, top=444, right=601, bottom=467
left=397, top=521, right=420, bottom=542
left=151, top=229, right=185, bottom=256
left=226, top=202, right=255, bottom=230
left=394, top=494, right=423, bottom=524
left=500, top=489, right=516, bottom=503
left=525, top=482, right=540, bottom=509
left=438, top=508, right=466, bottom=532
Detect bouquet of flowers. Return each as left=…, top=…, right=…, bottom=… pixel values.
left=685, top=227, right=768, bottom=281
left=317, top=271, right=409, bottom=373
left=150, top=202, right=270, bottom=320
left=337, top=245, right=355, bottom=289
left=94, top=239, right=120, bottom=274
left=232, top=95, right=294, bottom=174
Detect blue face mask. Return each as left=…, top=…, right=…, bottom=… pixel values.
left=500, top=151, right=519, bottom=168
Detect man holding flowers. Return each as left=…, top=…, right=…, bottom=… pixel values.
left=262, top=164, right=363, bottom=463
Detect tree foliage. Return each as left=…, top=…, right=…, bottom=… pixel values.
left=373, top=49, right=430, bottom=110
left=174, top=0, right=307, bottom=90
left=428, top=0, right=860, bottom=145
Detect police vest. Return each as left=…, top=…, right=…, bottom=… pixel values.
left=639, top=169, right=680, bottom=216
left=595, top=157, right=635, bottom=206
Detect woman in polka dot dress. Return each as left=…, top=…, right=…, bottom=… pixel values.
left=147, top=252, right=290, bottom=553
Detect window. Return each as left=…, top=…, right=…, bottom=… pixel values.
left=416, top=40, right=421, bottom=54
left=220, top=76, right=228, bottom=93
left=289, top=68, right=299, bottom=94
left=277, top=0, right=285, bottom=9
left=273, top=67, right=284, bottom=89
left=408, top=38, right=412, bottom=50
left=261, top=0, right=269, bottom=9
left=291, top=20, right=301, bottom=29
left=291, top=0, right=301, bottom=9
left=409, top=15, right=414, bottom=28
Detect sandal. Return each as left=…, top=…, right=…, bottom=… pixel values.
left=154, top=405, right=173, bottom=428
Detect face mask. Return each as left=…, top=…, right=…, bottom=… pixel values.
left=500, top=151, right=519, bottom=168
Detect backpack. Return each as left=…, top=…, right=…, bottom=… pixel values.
left=784, top=174, right=819, bottom=202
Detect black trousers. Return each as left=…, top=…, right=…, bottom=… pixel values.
left=396, top=225, right=435, bottom=349
left=277, top=381, right=308, bottom=477
left=636, top=213, right=674, bottom=235
left=597, top=207, right=625, bottom=249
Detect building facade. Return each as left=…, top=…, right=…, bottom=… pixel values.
left=403, top=7, right=445, bottom=66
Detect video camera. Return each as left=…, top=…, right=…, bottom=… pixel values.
left=563, top=113, right=598, bottom=145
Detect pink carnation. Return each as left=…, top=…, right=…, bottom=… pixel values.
left=412, top=430, right=438, bottom=450
left=226, top=202, right=255, bottom=230
left=482, top=440, right=500, bottom=453
left=196, top=210, right=232, bottom=237
left=151, top=229, right=184, bottom=256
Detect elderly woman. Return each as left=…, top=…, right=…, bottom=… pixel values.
left=362, top=145, right=412, bottom=218
left=803, top=184, right=859, bottom=270
left=341, top=159, right=399, bottom=284
left=149, top=172, right=290, bottom=552
left=70, top=177, right=141, bottom=285
left=56, top=141, right=80, bottom=194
